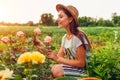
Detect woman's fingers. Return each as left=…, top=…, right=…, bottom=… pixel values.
left=46, top=50, right=53, bottom=57
left=46, top=51, right=51, bottom=56
left=46, top=51, right=58, bottom=61
left=32, top=38, right=40, bottom=45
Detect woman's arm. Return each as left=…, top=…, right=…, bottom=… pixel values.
left=47, top=45, right=86, bottom=68
left=57, top=45, right=86, bottom=68
left=46, top=46, right=65, bottom=62
left=57, top=46, right=65, bottom=57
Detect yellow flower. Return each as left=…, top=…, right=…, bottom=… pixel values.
left=23, top=69, right=29, bottom=74
left=17, top=52, right=31, bottom=64
left=31, top=51, right=46, bottom=64
left=0, top=68, right=13, bottom=80
left=17, top=51, right=45, bottom=64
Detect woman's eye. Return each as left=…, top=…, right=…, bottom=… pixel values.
left=59, top=16, right=63, bottom=18
left=58, top=15, right=63, bottom=18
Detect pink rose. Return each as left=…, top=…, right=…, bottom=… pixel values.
left=34, top=28, right=41, bottom=35
left=44, top=36, right=52, bottom=43
left=1, top=37, right=10, bottom=43
left=16, top=31, right=24, bottom=37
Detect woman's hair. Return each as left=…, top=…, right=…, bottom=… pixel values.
left=61, top=8, right=91, bottom=50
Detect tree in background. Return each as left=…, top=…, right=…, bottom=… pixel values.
left=103, top=20, right=114, bottom=27
left=112, top=13, right=120, bottom=26
left=96, top=18, right=105, bottom=26
left=26, top=21, right=34, bottom=26
left=39, top=13, right=54, bottom=26
left=78, top=16, right=97, bottom=27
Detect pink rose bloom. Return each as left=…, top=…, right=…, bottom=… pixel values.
left=1, top=37, right=10, bottom=43
left=16, top=31, right=24, bottom=37
left=44, top=36, right=52, bottom=43
left=34, top=28, right=41, bottom=35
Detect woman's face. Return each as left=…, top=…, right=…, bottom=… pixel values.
left=57, top=10, right=72, bottom=28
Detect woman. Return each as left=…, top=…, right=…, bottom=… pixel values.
left=34, top=4, right=91, bottom=78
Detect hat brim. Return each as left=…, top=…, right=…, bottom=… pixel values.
left=56, top=4, right=67, bottom=12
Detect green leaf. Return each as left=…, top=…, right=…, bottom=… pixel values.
left=54, top=77, right=77, bottom=80
left=14, top=75, right=23, bottom=80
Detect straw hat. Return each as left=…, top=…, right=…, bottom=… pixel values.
left=56, top=4, right=79, bottom=26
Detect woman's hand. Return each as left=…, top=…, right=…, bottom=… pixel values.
left=33, top=37, right=42, bottom=45
left=46, top=50, right=59, bottom=62
left=33, top=38, right=46, bottom=51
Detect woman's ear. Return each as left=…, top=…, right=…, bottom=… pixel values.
left=69, top=17, right=73, bottom=23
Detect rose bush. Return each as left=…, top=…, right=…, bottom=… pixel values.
left=0, top=28, right=53, bottom=80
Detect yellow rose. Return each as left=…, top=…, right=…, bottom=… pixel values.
left=31, top=51, right=46, bottom=64
left=17, top=52, right=31, bottom=64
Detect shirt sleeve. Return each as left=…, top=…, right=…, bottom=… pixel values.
left=74, top=36, right=83, bottom=48
left=74, top=36, right=88, bottom=48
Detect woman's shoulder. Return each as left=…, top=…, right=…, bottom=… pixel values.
left=73, top=35, right=80, bottom=41
left=73, top=34, right=88, bottom=45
